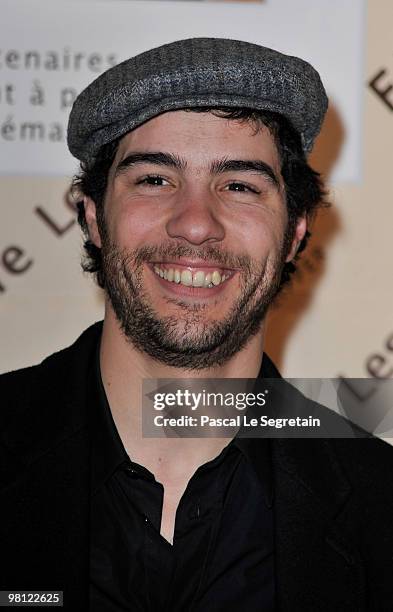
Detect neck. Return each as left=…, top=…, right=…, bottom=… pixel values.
left=99, top=304, right=265, bottom=481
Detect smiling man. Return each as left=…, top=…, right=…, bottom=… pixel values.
left=1, top=38, right=393, bottom=612
left=88, top=110, right=303, bottom=371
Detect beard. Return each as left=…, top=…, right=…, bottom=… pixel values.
left=100, top=234, right=287, bottom=371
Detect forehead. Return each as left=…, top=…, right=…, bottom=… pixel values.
left=114, top=110, right=281, bottom=170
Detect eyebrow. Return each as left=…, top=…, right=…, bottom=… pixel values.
left=210, top=158, right=280, bottom=189
left=115, top=152, right=186, bottom=176
left=115, top=151, right=280, bottom=189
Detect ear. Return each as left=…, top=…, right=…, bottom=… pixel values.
left=285, top=216, right=307, bottom=262
left=83, top=196, right=102, bottom=248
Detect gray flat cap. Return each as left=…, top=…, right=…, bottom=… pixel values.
left=67, top=37, right=328, bottom=163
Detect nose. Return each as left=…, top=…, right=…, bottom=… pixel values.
left=165, top=186, right=225, bottom=246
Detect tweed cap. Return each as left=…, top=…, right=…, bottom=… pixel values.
left=67, top=37, right=328, bottom=163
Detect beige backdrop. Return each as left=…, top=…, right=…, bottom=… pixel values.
left=1, top=0, right=392, bottom=393
left=266, top=0, right=393, bottom=381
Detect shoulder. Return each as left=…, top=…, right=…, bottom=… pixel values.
left=0, top=321, right=102, bottom=393
left=0, top=322, right=102, bottom=476
left=329, top=436, right=393, bottom=487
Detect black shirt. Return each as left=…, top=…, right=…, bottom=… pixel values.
left=89, top=347, right=275, bottom=611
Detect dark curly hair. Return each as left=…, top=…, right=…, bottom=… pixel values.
left=72, top=108, right=328, bottom=290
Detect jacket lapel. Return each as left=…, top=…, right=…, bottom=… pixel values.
left=273, top=438, right=366, bottom=611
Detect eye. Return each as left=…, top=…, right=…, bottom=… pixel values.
left=136, top=175, right=170, bottom=187
left=225, top=182, right=259, bottom=194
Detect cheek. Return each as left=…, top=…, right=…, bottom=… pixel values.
left=236, top=213, right=287, bottom=261
left=107, top=201, right=163, bottom=246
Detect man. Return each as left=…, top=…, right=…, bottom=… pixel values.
left=1, top=38, right=392, bottom=612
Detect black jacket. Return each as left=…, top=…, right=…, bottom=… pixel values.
left=1, top=323, right=393, bottom=611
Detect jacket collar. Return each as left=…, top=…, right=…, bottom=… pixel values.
left=23, top=320, right=353, bottom=520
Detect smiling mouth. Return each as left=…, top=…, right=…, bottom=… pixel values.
left=150, top=263, right=236, bottom=289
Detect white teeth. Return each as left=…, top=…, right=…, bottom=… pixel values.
left=181, top=270, right=193, bottom=286
left=192, top=271, right=205, bottom=287
left=212, top=271, right=222, bottom=286
left=153, top=266, right=229, bottom=288
left=167, top=268, right=174, bottom=282
left=204, top=272, right=212, bottom=288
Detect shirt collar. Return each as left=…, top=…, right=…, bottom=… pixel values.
left=90, top=336, right=278, bottom=506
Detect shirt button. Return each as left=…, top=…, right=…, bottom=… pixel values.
left=124, top=465, right=139, bottom=477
